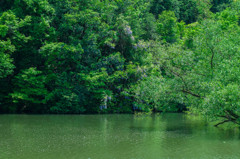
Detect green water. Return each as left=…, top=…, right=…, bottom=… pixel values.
left=0, top=114, right=239, bottom=159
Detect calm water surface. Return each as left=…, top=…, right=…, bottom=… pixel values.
left=0, top=114, right=239, bottom=159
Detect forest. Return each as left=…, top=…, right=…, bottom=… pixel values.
left=0, top=0, right=239, bottom=126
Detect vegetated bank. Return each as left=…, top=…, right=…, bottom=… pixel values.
left=0, top=0, right=239, bottom=126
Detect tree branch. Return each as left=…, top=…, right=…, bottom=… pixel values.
left=214, top=119, right=231, bottom=127
left=210, top=46, right=215, bottom=70
left=181, top=89, right=202, bottom=98
left=215, top=113, right=239, bottom=127
left=226, top=110, right=239, bottom=119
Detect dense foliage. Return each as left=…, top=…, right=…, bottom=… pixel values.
left=0, top=0, right=239, bottom=126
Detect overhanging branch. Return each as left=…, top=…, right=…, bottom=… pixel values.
left=181, top=89, right=203, bottom=98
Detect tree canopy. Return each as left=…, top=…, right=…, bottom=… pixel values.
left=0, top=0, right=239, bottom=126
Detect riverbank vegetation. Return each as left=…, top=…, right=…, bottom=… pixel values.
left=0, top=0, right=239, bottom=126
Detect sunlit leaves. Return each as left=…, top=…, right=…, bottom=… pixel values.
left=10, top=67, right=48, bottom=113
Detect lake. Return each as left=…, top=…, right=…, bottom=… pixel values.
left=0, top=114, right=239, bottom=159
